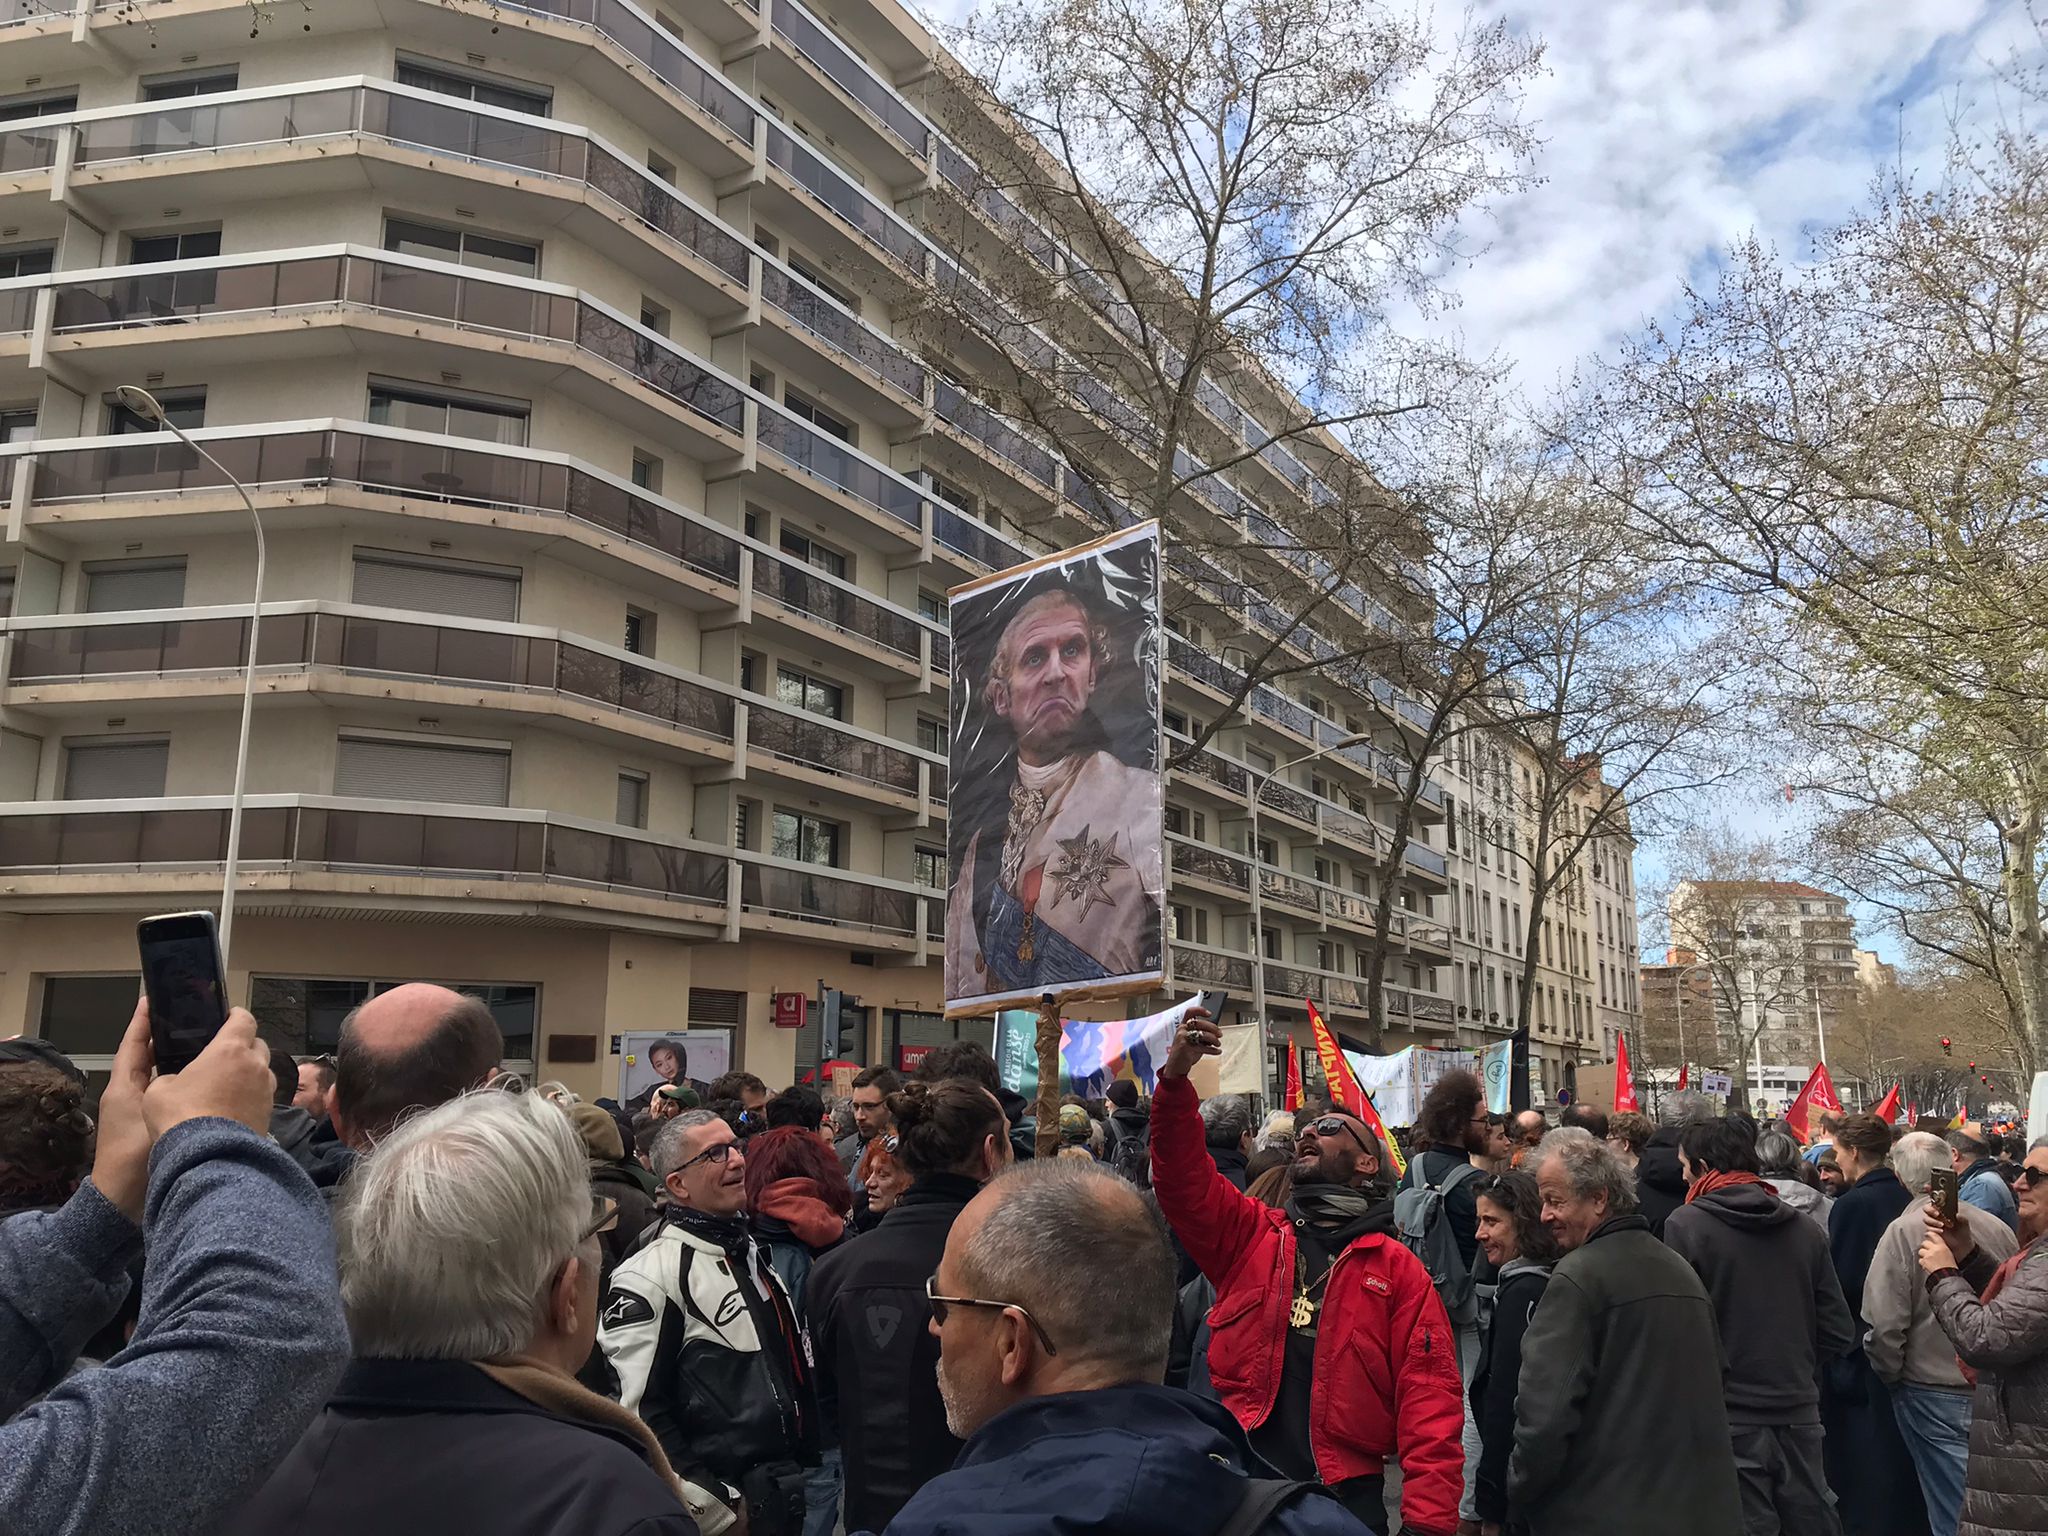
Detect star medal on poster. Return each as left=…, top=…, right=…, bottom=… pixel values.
left=1049, top=826, right=1126, bottom=919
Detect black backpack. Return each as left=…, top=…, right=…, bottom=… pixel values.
left=1109, top=1116, right=1151, bottom=1187
left=1212, top=1477, right=1336, bottom=1536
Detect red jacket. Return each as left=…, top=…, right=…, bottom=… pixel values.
left=1150, top=1076, right=1462, bottom=1536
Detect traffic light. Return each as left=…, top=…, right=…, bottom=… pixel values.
left=1940, top=1037, right=1952, bottom=1055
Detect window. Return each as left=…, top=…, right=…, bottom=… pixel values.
left=647, top=151, right=676, bottom=184
left=109, top=388, right=205, bottom=433
left=779, top=526, right=847, bottom=579
left=85, top=557, right=186, bottom=612
left=914, top=846, right=947, bottom=889
left=333, top=734, right=511, bottom=806
left=64, top=737, right=168, bottom=798
left=638, top=300, right=670, bottom=336
left=739, top=651, right=762, bottom=693
left=624, top=606, right=655, bottom=656
left=1168, top=903, right=1207, bottom=944
left=916, top=715, right=948, bottom=755
left=776, top=665, right=844, bottom=720
left=0, top=91, right=77, bottom=122
left=926, top=470, right=974, bottom=513
left=1255, top=836, right=1277, bottom=866
left=39, top=975, right=146, bottom=1059
left=368, top=379, right=529, bottom=445
left=771, top=808, right=841, bottom=867
left=630, top=452, right=662, bottom=493
left=351, top=550, right=520, bottom=622
left=734, top=798, right=755, bottom=849
left=396, top=57, right=551, bottom=115
left=128, top=228, right=222, bottom=265
left=917, top=589, right=946, bottom=622
left=141, top=69, right=239, bottom=100
left=0, top=567, right=12, bottom=617
left=787, top=250, right=857, bottom=310
left=384, top=216, right=538, bottom=277
left=616, top=771, right=648, bottom=829
left=1316, top=941, right=1336, bottom=972
left=1163, top=708, right=1188, bottom=737
left=0, top=244, right=52, bottom=280
left=0, top=407, right=35, bottom=442
left=1262, top=927, right=1281, bottom=960
left=784, top=388, right=854, bottom=444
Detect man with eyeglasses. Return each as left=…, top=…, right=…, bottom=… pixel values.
left=1149, top=1011, right=1462, bottom=1536
left=874, top=1158, right=1374, bottom=1536
left=600, top=1108, right=818, bottom=1536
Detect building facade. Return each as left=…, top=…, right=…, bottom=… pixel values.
left=1440, top=727, right=1641, bottom=1102
left=1665, top=879, right=1860, bottom=1107
left=0, top=0, right=1474, bottom=1096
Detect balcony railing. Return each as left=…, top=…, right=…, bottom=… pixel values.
left=769, top=0, right=928, bottom=157
left=930, top=498, right=1028, bottom=571
left=1168, top=835, right=1249, bottom=893
left=1170, top=943, right=1253, bottom=990
left=755, top=403, right=926, bottom=530
left=22, top=423, right=743, bottom=589
left=760, top=262, right=927, bottom=405
left=1266, top=962, right=1368, bottom=1012
left=932, top=380, right=1058, bottom=488
left=763, top=119, right=927, bottom=275
left=0, top=797, right=935, bottom=938
left=935, top=141, right=1058, bottom=268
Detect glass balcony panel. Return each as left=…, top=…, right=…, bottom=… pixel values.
left=772, top=0, right=926, bottom=155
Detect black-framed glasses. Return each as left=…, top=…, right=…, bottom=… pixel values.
left=580, top=1195, right=620, bottom=1244
left=675, top=1139, right=739, bottom=1173
left=925, top=1275, right=1059, bottom=1356
left=1301, top=1115, right=1373, bottom=1158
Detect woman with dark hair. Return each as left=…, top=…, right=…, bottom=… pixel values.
left=1470, top=1170, right=1557, bottom=1536
left=1822, top=1113, right=1929, bottom=1535
left=804, top=1081, right=1010, bottom=1534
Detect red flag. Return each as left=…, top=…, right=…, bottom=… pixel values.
left=1305, top=1001, right=1405, bottom=1178
left=1283, top=1037, right=1303, bottom=1112
left=1872, top=1084, right=1901, bottom=1125
left=1907, top=1100, right=1919, bottom=1126
left=1615, top=1034, right=1640, bottom=1113
left=1676, top=1062, right=1689, bottom=1092
left=1785, top=1062, right=1841, bottom=1144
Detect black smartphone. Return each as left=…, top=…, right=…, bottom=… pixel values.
left=137, top=910, right=229, bottom=1074
left=1930, top=1167, right=1960, bottom=1225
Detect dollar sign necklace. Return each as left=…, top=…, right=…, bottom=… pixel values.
left=1290, top=1249, right=1342, bottom=1328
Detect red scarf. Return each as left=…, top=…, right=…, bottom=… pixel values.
left=1686, top=1169, right=1763, bottom=1204
left=753, top=1178, right=846, bottom=1248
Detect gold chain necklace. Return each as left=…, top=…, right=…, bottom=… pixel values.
left=1289, top=1250, right=1344, bottom=1328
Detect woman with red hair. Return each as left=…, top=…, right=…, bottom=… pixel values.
left=744, top=1125, right=852, bottom=1310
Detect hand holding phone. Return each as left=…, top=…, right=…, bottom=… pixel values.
left=137, top=911, right=229, bottom=1075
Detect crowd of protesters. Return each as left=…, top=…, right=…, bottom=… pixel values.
left=2, top=992, right=2045, bottom=1536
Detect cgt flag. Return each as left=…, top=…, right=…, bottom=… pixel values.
left=1677, top=1062, right=1690, bottom=1092
left=1283, top=1037, right=1304, bottom=1112
left=1306, top=1001, right=1405, bottom=1179
left=1785, top=1061, right=1843, bottom=1144
left=1615, top=1034, right=1640, bottom=1114
left=1872, top=1084, right=1901, bottom=1125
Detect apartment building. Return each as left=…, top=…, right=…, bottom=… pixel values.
left=1665, top=879, right=1860, bottom=1104
left=0, top=0, right=1450, bottom=1094
left=1439, top=728, right=1641, bottom=1101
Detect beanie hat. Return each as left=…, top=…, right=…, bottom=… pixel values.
left=571, top=1101, right=625, bottom=1161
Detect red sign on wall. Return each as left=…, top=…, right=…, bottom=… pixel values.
left=898, top=1043, right=932, bottom=1073
left=773, top=993, right=807, bottom=1031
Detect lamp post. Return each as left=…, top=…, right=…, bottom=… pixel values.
left=115, top=386, right=265, bottom=969
left=1247, top=730, right=1374, bottom=1091
left=1670, top=959, right=1711, bottom=1089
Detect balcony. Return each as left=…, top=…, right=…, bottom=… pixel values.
left=930, top=379, right=1059, bottom=497
left=8, top=421, right=942, bottom=667
left=761, top=119, right=928, bottom=280
left=758, top=260, right=928, bottom=412
left=2, top=604, right=940, bottom=802
left=764, top=0, right=929, bottom=166
left=1170, top=942, right=1253, bottom=990
left=0, top=796, right=937, bottom=943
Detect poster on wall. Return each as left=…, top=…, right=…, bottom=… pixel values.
left=944, top=522, right=1164, bottom=1018
left=616, top=1029, right=731, bottom=1107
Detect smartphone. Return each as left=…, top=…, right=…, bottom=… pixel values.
left=1195, top=989, right=1231, bottom=1023
left=137, top=910, right=229, bottom=1074
left=1930, top=1167, right=1960, bottom=1224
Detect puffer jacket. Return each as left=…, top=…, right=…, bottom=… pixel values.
left=1929, top=1238, right=2048, bottom=1536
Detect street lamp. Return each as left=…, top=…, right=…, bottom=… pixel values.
left=1247, top=730, right=1375, bottom=1079
left=1669, top=960, right=1711, bottom=1088
left=115, top=385, right=265, bottom=969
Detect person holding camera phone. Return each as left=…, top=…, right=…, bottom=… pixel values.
left=0, top=998, right=349, bottom=1536
left=600, top=1109, right=818, bottom=1536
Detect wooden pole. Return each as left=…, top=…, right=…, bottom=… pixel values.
left=1034, top=991, right=1061, bottom=1157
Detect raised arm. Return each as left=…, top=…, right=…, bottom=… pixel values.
left=1148, top=1014, right=1267, bottom=1284
left=1928, top=1246, right=2048, bottom=1373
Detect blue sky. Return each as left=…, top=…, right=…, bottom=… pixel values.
left=922, top=0, right=2034, bottom=962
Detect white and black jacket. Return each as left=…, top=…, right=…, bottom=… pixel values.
left=597, top=1208, right=817, bottom=1535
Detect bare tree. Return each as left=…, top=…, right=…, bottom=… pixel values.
left=1582, top=100, right=2048, bottom=1068
left=911, top=0, right=1544, bottom=768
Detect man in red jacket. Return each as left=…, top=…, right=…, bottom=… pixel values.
left=1152, top=1011, right=1462, bottom=1536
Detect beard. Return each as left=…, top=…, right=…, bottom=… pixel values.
left=936, top=1352, right=992, bottom=1440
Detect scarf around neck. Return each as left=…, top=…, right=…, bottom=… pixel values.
left=1287, top=1184, right=1378, bottom=1231
left=1687, top=1169, right=1764, bottom=1205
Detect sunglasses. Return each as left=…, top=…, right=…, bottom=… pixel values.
left=1300, top=1116, right=1374, bottom=1158
left=924, top=1276, right=1060, bottom=1356
left=674, top=1139, right=740, bottom=1173
left=579, top=1195, right=620, bottom=1244
left=2018, top=1165, right=2048, bottom=1189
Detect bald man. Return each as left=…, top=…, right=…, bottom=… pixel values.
left=329, top=984, right=503, bottom=1151
left=887, top=1159, right=1372, bottom=1536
